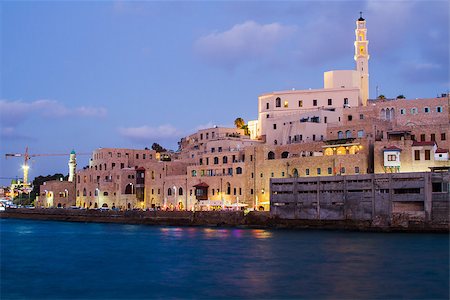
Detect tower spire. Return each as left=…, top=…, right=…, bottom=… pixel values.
left=354, top=13, right=369, bottom=105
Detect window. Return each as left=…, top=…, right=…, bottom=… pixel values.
left=214, top=157, right=219, bottom=164
left=268, top=151, right=275, bottom=160
left=103, top=192, right=108, bottom=196
left=338, top=131, right=344, bottom=139
left=324, top=117, right=328, bottom=123
left=424, top=107, right=430, bottom=113
left=167, top=188, right=172, bottom=196
left=360, top=114, right=364, bottom=120
left=441, top=133, right=446, bottom=141
left=313, top=99, right=318, bottom=106
left=344, top=98, right=349, bottom=106
left=136, top=154, right=139, bottom=159
left=266, top=114, right=270, bottom=118
left=281, top=151, right=289, bottom=159
left=120, top=163, right=124, bottom=169
left=143, top=154, right=146, bottom=159
left=284, top=101, right=288, bottom=108
left=306, top=169, right=310, bottom=176
left=266, top=103, right=269, bottom=109
left=191, top=170, right=197, bottom=177
left=298, top=100, right=303, bottom=107
left=411, top=108, right=418, bottom=114
left=425, top=150, right=431, bottom=160
left=281, top=172, right=285, bottom=177
left=348, top=115, right=353, bottom=121
left=346, top=130, right=352, bottom=138
left=420, top=134, right=425, bottom=142
left=260, top=173, right=263, bottom=178
left=436, top=106, right=442, bottom=113
left=328, top=99, right=332, bottom=105
left=317, top=168, right=321, bottom=175
left=388, top=154, right=397, bottom=161
left=199, top=158, right=203, bottom=165
left=211, top=148, right=215, bottom=153
left=275, top=97, right=281, bottom=107
left=341, top=167, right=346, bottom=174
left=250, top=189, right=254, bottom=195
left=223, top=156, right=228, bottom=164
left=357, top=130, right=364, bottom=138
left=355, top=167, right=360, bottom=174
left=328, top=167, right=332, bottom=175
left=312, top=134, right=316, bottom=141
left=273, top=124, right=277, bottom=130
left=218, top=147, right=222, bottom=152
left=400, top=109, right=406, bottom=115
left=236, top=167, right=242, bottom=174
left=179, top=188, right=183, bottom=196
left=431, top=134, right=435, bottom=141
left=414, top=150, right=420, bottom=160
left=200, top=133, right=203, bottom=140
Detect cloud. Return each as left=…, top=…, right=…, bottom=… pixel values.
left=0, top=127, right=36, bottom=141
left=0, top=99, right=107, bottom=140
left=194, top=21, right=296, bottom=69
left=0, top=99, right=107, bottom=125
left=118, top=125, right=183, bottom=145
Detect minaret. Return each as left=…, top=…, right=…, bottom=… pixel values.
left=68, top=150, right=77, bottom=182
left=354, top=12, right=369, bottom=106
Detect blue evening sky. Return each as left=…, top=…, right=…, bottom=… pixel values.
left=0, top=0, right=448, bottom=185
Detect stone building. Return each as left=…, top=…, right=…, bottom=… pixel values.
left=68, top=14, right=448, bottom=211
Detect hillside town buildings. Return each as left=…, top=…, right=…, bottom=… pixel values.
left=36, top=14, right=449, bottom=211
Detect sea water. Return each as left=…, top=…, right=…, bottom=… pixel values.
left=1, top=218, right=448, bottom=299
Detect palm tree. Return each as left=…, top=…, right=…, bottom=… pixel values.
left=234, top=117, right=245, bottom=129
left=377, top=94, right=386, bottom=99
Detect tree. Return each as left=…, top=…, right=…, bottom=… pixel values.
left=151, top=143, right=167, bottom=153
left=377, top=95, right=386, bottom=99
left=234, top=117, right=245, bottom=129
left=396, top=94, right=406, bottom=99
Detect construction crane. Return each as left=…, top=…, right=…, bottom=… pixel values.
left=5, top=147, right=90, bottom=185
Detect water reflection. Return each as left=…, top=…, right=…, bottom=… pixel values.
left=251, top=229, right=273, bottom=239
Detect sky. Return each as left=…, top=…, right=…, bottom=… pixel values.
left=0, top=0, right=449, bottom=186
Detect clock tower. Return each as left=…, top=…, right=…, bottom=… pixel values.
left=354, top=12, right=369, bottom=106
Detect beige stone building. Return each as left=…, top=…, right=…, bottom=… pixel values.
left=66, top=14, right=449, bottom=211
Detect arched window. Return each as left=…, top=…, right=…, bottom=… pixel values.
left=349, top=145, right=359, bottom=155
left=274, top=140, right=278, bottom=145
left=292, top=168, right=299, bottom=177
left=103, top=192, right=108, bottom=196
left=281, top=151, right=289, bottom=159
left=380, top=108, right=386, bottom=119
left=83, top=188, right=86, bottom=196
left=390, top=108, right=395, bottom=119
left=345, top=130, right=352, bottom=138
left=94, top=189, right=98, bottom=196
left=268, top=151, right=275, bottom=160
left=338, top=131, right=344, bottom=139
left=214, top=157, right=219, bottom=164
left=167, top=188, right=172, bottom=196
left=236, top=167, right=242, bottom=174
left=191, top=170, right=197, bottom=177
left=178, top=187, right=183, bottom=196
left=226, top=182, right=231, bottom=195
left=337, top=146, right=346, bottom=155
left=223, top=156, right=228, bottom=164
left=275, top=97, right=281, bottom=107
left=125, top=183, right=134, bottom=194
left=324, top=148, right=333, bottom=156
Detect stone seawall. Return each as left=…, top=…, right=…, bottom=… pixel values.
left=1, top=208, right=448, bottom=232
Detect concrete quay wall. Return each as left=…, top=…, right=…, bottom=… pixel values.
left=1, top=208, right=448, bottom=232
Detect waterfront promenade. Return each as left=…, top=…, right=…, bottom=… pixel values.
left=1, top=208, right=448, bottom=232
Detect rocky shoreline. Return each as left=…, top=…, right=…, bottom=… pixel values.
left=1, top=208, right=448, bottom=233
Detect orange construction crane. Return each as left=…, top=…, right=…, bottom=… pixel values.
left=5, top=147, right=90, bottom=185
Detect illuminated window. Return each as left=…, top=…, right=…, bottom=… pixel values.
left=284, top=101, right=288, bottom=108
left=298, top=100, right=303, bottom=107
left=324, top=148, right=333, bottom=156
left=337, top=146, right=346, bottom=155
